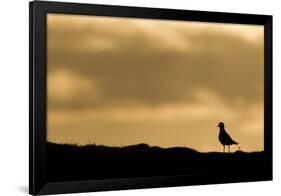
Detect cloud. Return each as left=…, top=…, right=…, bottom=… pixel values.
left=49, top=88, right=237, bottom=123
left=48, top=69, right=101, bottom=108
left=47, top=14, right=264, bottom=110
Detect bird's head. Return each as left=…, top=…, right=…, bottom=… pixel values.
left=217, top=122, right=225, bottom=129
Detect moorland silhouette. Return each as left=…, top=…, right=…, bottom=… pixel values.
left=46, top=122, right=264, bottom=182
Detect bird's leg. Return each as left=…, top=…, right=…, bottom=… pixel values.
left=228, top=145, right=230, bottom=153
left=223, top=145, right=225, bottom=153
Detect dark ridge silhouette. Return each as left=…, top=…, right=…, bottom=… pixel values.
left=217, top=122, right=238, bottom=153
left=47, top=142, right=265, bottom=182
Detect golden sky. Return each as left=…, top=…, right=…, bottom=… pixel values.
left=47, top=13, right=264, bottom=152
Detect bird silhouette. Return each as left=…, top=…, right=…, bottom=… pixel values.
left=217, top=122, right=238, bottom=153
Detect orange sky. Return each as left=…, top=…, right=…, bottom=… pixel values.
left=47, top=14, right=264, bottom=152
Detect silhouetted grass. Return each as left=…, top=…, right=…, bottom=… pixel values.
left=47, top=142, right=265, bottom=182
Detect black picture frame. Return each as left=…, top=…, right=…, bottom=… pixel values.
left=29, top=1, right=273, bottom=195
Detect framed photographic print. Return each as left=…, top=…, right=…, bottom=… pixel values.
left=29, top=1, right=272, bottom=195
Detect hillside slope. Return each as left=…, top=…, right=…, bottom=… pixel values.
left=47, top=142, right=265, bottom=182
